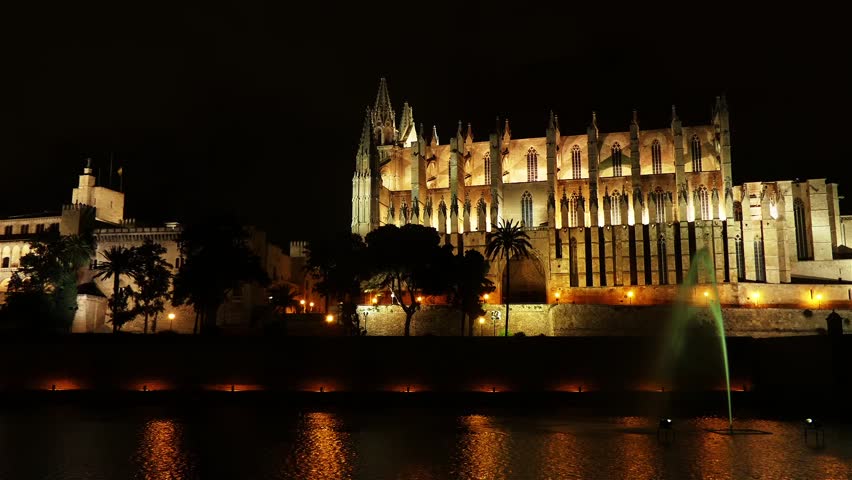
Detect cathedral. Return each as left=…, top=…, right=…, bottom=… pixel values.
left=353, top=79, right=852, bottom=307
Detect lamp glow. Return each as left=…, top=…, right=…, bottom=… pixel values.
left=478, top=317, right=485, bottom=324
left=167, top=313, right=176, bottom=320
left=325, top=314, right=334, bottom=323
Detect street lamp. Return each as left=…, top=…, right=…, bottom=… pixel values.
left=478, top=316, right=485, bottom=336
left=752, top=292, right=760, bottom=307
left=390, top=292, right=396, bottom=305
left=300, top=299, right=306, bottom=313
left=483, top=293, right=490, bottom=302
left=627, top=290, right=634, bottom=305
left=372, top=297, right=379, bottom=305
left=168, top=312, right=176, bottom=331
left=325, top=314, right=334, bottom=323
left=416, top=295, right=423, bottom=303
left=554, top=291, right=561, bottom=304
left=309, top=301, right=315, bottom=312
left=816, top=293, right=823, bottom=309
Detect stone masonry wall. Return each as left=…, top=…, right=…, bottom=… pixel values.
left=357, top=304, right=852, bottom=338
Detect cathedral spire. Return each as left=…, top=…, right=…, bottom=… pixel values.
left=631, top=109, right=639, bottom=126
left=502, top=118, right=511, bottom=143
left=399, top=101, right=417, bottom=147
left=671, top=104, right=679, bottom=122
left=371, top=77, right=397, bottom=145
left=431, top=125, right=439, bottom=146
left=465, top=122, right=473, bottom=143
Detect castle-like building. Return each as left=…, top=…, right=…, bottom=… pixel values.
left=1, top=162, right=320, bottom=333
left=353, top=79, right=852, bottom=306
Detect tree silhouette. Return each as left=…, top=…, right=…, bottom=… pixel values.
left=95, top=245, right=138, bottom=332
left=172, top=220, right=269, bottom=334
left=305, top=233, right=366, bottom=334
left=485, top=219, right=532, bottom=336
left=365, top=224, right=452, bottom=336
left=4, top=233, right=93, bottom=330
left=131, top=239, right=172, bottom=333
left=448, top=250, right=495, bottom=336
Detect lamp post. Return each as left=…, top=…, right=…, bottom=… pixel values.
left=554, top=291, right=561, bottom=304
left=325, top=314, right=334, bottom=324
left=479, top=316, right=485, bottom=336
left=300, top=299, right=306, bottom=313
left=816, top=293, right=823, bottom=309
left=627, top=290, right=634, bottom=305
left=168, top=312, right=176, bottom=331
left=309, top=301, right=315, bottom=312
left=483, top=293, right=490, bottom=303
left=752, top=292, right=760, bottom=307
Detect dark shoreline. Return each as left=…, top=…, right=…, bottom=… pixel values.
left=1, top=334, right=849, bottom=419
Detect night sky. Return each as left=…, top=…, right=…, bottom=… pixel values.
left=0, top=2, right=848, bottom=246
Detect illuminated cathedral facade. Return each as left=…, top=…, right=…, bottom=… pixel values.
left=353, top=79, right=852, bottom=305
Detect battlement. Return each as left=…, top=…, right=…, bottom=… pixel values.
left=289, top=240, right=307, bottom=258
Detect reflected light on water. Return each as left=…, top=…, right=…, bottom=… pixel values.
left=136, top=419, right=193, bottom=480
left=290, top=412, right=354, bottom=480
left=455, top=415, right=510, bottom=479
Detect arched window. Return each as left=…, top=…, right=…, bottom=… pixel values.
left=754, top=237, right=766, bottom=282
left=658, top=235, right=668, bottom=285
left=733, top=201, right=743, bottom=222
left=611, top=142, right=622, bottom=177
left=610, top=190, right=622, bottom=225
left=484, top=152, right=491, bottom=185
left=526, top=147, right=538, bottom=182
left=569, top=238, right=579, bottom=287
left=794, top=198, right=809, bottom=260
left=571, top=145, right=582, bottom=179
left=735, top=235, right=745, bottom=280
left=521, top=191, right=533, bottom=227
left=691, top=135, right=702, bottom=172
left=697, top=185, right=710, bottom=220
left=653, top=188, right=666, bottom=223
left=651, top=139, right=662, bottom=174
left=569, top=193, right=580, bottom=227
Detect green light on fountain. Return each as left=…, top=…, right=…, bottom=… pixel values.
left=672, top=247, right=733, bottom=430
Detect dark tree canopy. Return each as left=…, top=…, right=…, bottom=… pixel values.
left=2, top=233, right=93, bottom=331
left=172, top=219, right=269, bottom=334
left=365, top=224, right=453, bottom=336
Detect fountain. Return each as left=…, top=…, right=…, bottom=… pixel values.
left=666, top=247, right=771, bottom=436
left=670, top=247, right=732, bottom=430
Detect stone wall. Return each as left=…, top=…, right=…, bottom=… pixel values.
left=357, top=303, right=852, bottom=338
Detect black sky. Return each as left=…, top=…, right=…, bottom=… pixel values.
left=0, top=2, right=848, bottom=246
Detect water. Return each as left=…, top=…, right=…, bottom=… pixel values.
left=1, top=405, right=851, bottom=479
left=671, top=248, right=733, bottom=429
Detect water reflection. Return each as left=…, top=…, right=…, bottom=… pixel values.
left=455, top=415, right=511, bottom=479
left=288, top=412, right=354, bottom=480
left=135, top=419, right=193, bottom=479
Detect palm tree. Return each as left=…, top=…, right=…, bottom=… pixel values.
left=94, top=245, right=137, bottom=333
left=131, top=239, right=172, bottom=333
left=268, top=283, right=300, bottom=314
left=485, top=219, right=532, bottom=336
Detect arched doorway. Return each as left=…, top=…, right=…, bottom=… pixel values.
left=505, top=255, right=546, bottom=303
